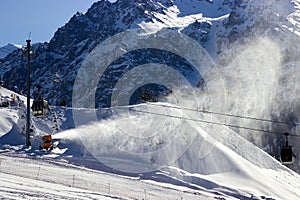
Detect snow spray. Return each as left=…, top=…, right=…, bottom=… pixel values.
left=72, top=28, right=227, bottom=173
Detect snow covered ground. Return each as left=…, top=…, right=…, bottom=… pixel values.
left=0, top=154, right=210, bottom=200
left=0, top=86, right=300, bottom=199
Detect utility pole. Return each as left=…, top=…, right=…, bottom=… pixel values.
left=26, top=39, right=31, bottom=146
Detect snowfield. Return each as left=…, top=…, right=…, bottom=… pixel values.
left=0, top=171, right=114, bottom=200
left=0, top=154, right=210, bottom=200
left=0, top=87, right=300, bottom=200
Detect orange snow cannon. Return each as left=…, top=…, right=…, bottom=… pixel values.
left=42, top=135, right=53, bottom=150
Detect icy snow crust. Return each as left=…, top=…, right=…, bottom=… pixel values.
left=0, top=87, right=300, bottom=199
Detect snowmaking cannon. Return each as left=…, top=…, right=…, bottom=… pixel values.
left=40, top=135, right=53, bottom=151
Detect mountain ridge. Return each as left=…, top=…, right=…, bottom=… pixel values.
left=0, top=43, right=22, bottom=60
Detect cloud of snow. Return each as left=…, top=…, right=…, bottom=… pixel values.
left=215, top=37, right=300, bottom=147
left=71, top=28, right=229, bottom=173
left=223, top=38, right=280, bottom=117
left=70, top=27, right=298, bottom=174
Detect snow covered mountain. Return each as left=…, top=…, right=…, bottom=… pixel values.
left=0, top=43, right=21, bottom=60
left=0, top=86, right=300, bottom=199
left=1, top=0, right=299, bottom=108
left=0, top=0, right=232, bottom=106
left=0, top=0, right=300, bottom=197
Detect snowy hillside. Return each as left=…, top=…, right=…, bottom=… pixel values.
left=0, top=43, right=21, bottom=60
left=0, top=87, right=300, bottom=199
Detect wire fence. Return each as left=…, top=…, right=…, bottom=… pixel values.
left=0, top=157, right=209, bottom=200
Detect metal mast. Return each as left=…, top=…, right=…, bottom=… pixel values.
left=26, top=39, right=31, bottom=146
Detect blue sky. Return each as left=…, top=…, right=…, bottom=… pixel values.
left=0, top=0, right=103, bottom=47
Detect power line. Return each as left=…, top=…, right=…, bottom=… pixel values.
left=145, top=103, right=294, bottom=126
left=119, top=107, right=300, bottom=137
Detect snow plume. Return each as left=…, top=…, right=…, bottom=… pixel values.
left=69, top=27, right=297, bottom=174
left=63, top=104, right=198, bottom=173
left=216, top=37, right=283, bottom=144
left=70, top=28, right=226, bottom=172
left=273, top=61, right=300, bottom=135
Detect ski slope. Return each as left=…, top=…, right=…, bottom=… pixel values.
left=0, top=87, right=300, bottom=199
left=0, top=171, right=114, bottom=200
left=0, top=154, right=210, bottom=200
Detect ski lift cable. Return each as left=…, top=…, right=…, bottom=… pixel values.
left=145, top=103, right=294, bottom=126
left=120, top=107, right=300, bottom=137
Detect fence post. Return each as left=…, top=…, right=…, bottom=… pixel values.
left=144, top=189, right=147, bottom=200
left=36, top=167, right=40, bottom=180
left=72, top=174, right=75, bottom=187
left=108, top=183, right=110, bottom=195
